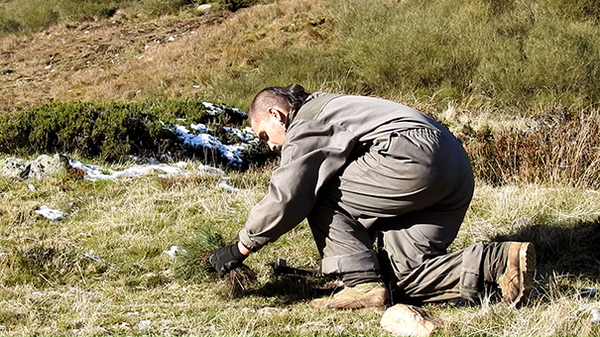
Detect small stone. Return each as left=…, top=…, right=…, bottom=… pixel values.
left=163, top=246, right=187, bottom=258
left=380, top=304, right=441, bottom=337
left=137, top=320, right=151, bottom=329
left=197, top=4, right=212, bottom=12
left=582, top=287, right=598, bottom=297
left=0, top=157, right=29, bottom=178
left=28, top=154, right=69, bottom=180
left=27, top=184, right=35, bottom=191
left=592, top=309, right=600, bottom=324
left=34, top=205, right=67, bottom=222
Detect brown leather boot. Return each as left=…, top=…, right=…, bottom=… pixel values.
left=309, top=282, right=390, bottom=310
left=497, top=242, right=535, bottom=307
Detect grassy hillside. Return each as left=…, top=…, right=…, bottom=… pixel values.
left=1, top=0, right=600, bottom=113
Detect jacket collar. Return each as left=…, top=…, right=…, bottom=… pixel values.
left=285, top=92, right=326, bottom=129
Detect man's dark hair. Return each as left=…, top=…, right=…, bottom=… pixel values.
left=248, top=84, right=311, bottom=121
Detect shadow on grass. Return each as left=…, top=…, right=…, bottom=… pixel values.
left=491, top=218, right=600, bottom=302
left=490, top=218, right=600, bottom=278
left=249, top=274, right=340, bottom=305
left=249, top=218, right=600, bottom=305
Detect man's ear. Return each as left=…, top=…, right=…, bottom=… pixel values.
left=268, top=107, right=287, bottom=125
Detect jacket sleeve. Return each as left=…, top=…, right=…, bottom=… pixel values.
left=239, top=120, right=357, bottom=251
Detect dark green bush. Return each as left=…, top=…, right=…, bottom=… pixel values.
left=0, top=100, right=272, bottom=169
left=0, top=102, right=175, bottom=161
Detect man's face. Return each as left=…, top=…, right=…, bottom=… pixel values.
left=251, top=110, right=287, bottom=152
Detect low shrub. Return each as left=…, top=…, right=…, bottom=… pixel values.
left=0, top=100, right=273, bottom=169
left=461, top=108, right=600, bottom=188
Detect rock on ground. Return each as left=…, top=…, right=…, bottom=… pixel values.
left=0, top=157, right=29, bottom=178
left=28, top=154, right=69, bottom=180
left=0, top=154, right=69, bottom=180
left=380, top=304, right=441, bottom=337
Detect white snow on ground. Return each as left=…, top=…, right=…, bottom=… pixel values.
left=223, top=126, right=260, bottom=144
left=169, top=123, right=256, bottom=167
left=158, top=102, right=256, bottom=167
left=69, top=159, right=191, bottom=181
left=198, top=163, right=224, bottom=175
left=202, top=102, right=247, bottom=119
left=34, top=205, right=67, bottom=222
left=171, top=125, right=241, bottom=164
left=68, top=157, right=241, bottom=193
left=218, top=179, right=239, bottom=193
left=163, top=245, right=187, bottom=258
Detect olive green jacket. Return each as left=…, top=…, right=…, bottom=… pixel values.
left=239, top=93, right=446, bottom=251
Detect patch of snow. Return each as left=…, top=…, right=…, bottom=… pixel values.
left=171, top=124, right=245, bottom=167
left=202, top=102, right=222, bottom=116
left=224, top=126, right=260, bottom=144
left=28, top=184, right=35, bottom=192
left=69, top=159, right=189, bottom=181
left=190, top=123, right=209, bottom=133
left=163, top=246, right=187, bottom=258
left=592, top=309, right=600, bottom=324
left=198, top=164, right=224, bottom=175
left=34, top=205, right=67, bottom=222
left=137, top=320, right=151, bottom=329
left=84, top=254, right=103, bottom=264
left=197, top=4, right=212, bottom=12
left=218, top=180, right=238, bottom=193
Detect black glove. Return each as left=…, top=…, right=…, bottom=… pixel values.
left=209, top=243, right=247, bottom=278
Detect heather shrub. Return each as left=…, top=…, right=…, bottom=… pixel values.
left=0, top=100, right=272, bottom=168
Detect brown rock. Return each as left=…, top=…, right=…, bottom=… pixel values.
left=380, top=304, right=441, bottom=337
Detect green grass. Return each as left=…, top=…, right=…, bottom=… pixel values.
left=0, top=0, right=263, bottom=38
left=0, top=156, right=599, bottom=336
left=199, top=0, right=600, bottom=112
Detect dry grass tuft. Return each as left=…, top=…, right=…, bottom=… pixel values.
left=456, top=108, right=600, bottom=189
left=223, top=264, right=257, bottom=298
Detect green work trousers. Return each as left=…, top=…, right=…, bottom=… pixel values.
left=307, top=127, right=487, bottom=303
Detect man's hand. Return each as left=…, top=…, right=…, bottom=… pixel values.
left=209, top=243, right=248, bottom=278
